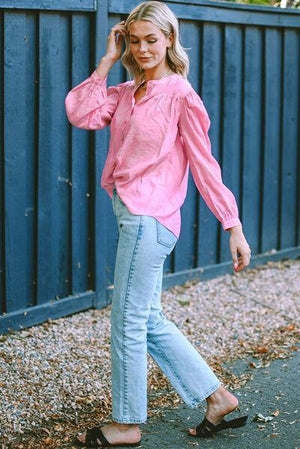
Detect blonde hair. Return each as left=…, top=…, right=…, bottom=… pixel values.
left=121, top=1, right=190, bottom=85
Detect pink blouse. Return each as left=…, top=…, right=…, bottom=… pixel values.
left=65, top=70, right=242, bottom=239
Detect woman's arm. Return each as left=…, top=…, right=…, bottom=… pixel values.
left=178, top=88, right=251, bottom=271
left=65, top=20, right=127, bottom=130
left=178, top=88, right=242, bottom=232
left=65, top=56, right=122, bottom=130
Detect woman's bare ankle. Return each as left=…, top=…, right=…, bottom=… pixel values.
left=207, top=385, right=238, bottom=406
left=112, top=421, right=140, bottom=431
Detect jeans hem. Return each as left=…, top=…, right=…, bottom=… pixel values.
left=188, top=381, right=222, bottom=409
left=112, top=416, right=147, bottom=424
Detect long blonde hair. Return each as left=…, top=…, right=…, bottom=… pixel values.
left=121, top=1, right=190, bottom=86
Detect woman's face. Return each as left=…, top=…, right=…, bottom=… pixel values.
left=128, top=20, right=172, bottom=70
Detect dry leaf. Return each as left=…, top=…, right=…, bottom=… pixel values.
left=253, top=413, right=274, bottom=422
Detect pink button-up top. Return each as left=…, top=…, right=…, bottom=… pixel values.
left=65, top=70, right=242, bottom=239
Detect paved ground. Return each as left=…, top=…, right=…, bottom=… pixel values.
left=138, top=348, right=300, bottom=449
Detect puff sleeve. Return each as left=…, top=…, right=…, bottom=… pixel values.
left=65, top=70, right=122, bottom=130
left=178, top=88, right=242, bottom=231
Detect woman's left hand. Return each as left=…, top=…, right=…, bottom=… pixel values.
left=229, top=225, right=251, bottom=272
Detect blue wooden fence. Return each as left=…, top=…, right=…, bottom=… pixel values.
left=1, top=0, right=299, bottom=334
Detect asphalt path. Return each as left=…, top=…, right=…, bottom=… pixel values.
left=138, top=348, right=300, bottom=449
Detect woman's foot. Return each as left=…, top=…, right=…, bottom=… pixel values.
left=188, top=386, right=239, bottom=436
left=76, top=421, right=141, bottom=446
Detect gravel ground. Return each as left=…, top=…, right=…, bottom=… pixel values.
left=0, top=258, right=299, bottom=448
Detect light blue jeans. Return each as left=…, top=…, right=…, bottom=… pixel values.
left=110, top=186, right=221, bottom=424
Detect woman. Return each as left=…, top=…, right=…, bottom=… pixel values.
left=65, top=1, right=251, bottom=447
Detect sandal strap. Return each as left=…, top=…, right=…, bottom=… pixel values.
left=195, top=415, right=248, bottom=437
left=218, top=415, right=248, bottom=430
left=196, top=417, right=218, bottom=437
left=86, top=426, right=110, bottom=447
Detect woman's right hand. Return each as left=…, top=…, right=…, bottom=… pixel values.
left=105, top=20, right=127, bottom=63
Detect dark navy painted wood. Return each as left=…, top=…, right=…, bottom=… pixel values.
left=105, top=13, right=127, bottom=294
left=0, top=0, right=96, bottom=11
left=71, top=14, right=92, bottom=296
left=108, top=0, right=300, bottom=27
left=162, top=246, right=300, bottom=291
left=280, top=29, right=299, bottom=250
left=4, top=11, right=32, bottom=313
left=0, top=291, right=95, bottom=334
left=174, top=20, right=199, bottom=273
left=167, top=0, right=299, bottom=14
left=220, top=24, right=243, bottom=264
left=243, top=26, right=263, bottom=255
left=199, top=22, right=223, bottom=267
left=93, top=0, right=112, bottom=309
left=262, top=28, right=281, bottom=254
left=0, top=11, right=4, bottom=315
left=37, top=12, right=70, bottom=305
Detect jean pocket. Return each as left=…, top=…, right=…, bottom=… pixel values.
left=156, top=220, right=177, bottom=248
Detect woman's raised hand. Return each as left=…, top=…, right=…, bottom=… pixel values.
left=105, top=20, right=127, bottom=62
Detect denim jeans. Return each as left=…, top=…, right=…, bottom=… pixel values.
left=110, top=186, right=221, bottom=424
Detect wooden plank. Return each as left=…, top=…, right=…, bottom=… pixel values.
left=105, top=14, right=126, bottom=290
left=280, top=29, right=299, bottom=249
left=70, top=14, right=92, bottom=296
left=3, top=11, right=37, bottom=313
left=0, top=291, right=95, bottom=334
left=199, top=22, right=222, bottom=267
left=166, top=0, right=299, bottom=14
left=36, top=12, right=70, bottom=304
left=93, top=0, right=111, bottom=309
left=262, top=28, right=281, bottom=253
left=162, top=244, right=300, bottom=290
left=0, top=0, right=96, bottom=12
left=242, top=26, right=263, bottom=255
left=175, top=20, right=199, bottom=273
left=220, top=24, right=243, bottom=264
left=108, top=0, right=300, bottom=28
left=0, top=11, right=3, bottom=315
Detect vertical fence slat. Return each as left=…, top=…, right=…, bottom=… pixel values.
left=200, top=22, right=222, bottom=267
left=280, top=29, right=299, bottom=249
left=242, top=26, right=263, bottom=255
left=220, top=24, right=243, bottom=263
left=105, top=13, right=124, bottom=288
left=4, top=11, right=33, bottom=313
left=262, top=28, right=282, bottom=253
left=174, top=20, right=199, bottom=273
left=37, top=12, right=70, bottom=304
left=71, top=13, right=91, bottom=295
left=94, top=0, right=111, bottom=308
left=0, top=10, right=4, bottom=315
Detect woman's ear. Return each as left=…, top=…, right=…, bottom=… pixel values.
left=168, top=32, right=174, bottom=48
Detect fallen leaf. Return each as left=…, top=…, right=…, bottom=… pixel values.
left=256, top=347, right=269, bottom=353
left=271, top=409, right=280, bottom=417
left=253, top=413, right=274, bottom=422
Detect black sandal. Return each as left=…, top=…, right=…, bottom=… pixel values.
left=73, top=425, right=142, bottom=448
left=191, top=415, right=248, bottom=438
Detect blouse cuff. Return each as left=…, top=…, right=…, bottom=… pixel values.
left=90, top=69, right=108, bottom=84
left=222, top=218, right=242, bottom=232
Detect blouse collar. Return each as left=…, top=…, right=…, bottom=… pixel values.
left=133, top=73, right=180, bottom=94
